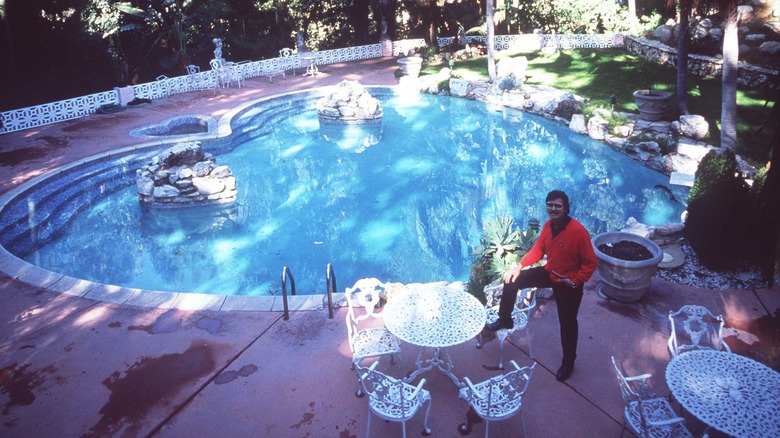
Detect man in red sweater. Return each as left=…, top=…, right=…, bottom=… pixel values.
left=485, top=190, right=598, bottom=382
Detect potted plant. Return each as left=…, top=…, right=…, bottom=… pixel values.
left=633, top=82, right=672, bottom=122
left=592, top=231, right=663, bottom=303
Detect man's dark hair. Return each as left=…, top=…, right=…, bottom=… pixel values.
left=546, top=190, right=570, bottom=214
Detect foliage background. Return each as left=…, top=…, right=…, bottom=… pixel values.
left=0, top=0, right=654, bottom=111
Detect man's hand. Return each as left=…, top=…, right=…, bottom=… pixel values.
left=503, top=265, right=523, bottom=283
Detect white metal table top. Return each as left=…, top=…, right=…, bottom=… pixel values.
left=383, top=284, right=486, bottom=348
left=665, top=349, right=780, bottom=438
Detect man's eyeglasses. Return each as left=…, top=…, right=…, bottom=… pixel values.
left=546, top=202, right=564, bottom=210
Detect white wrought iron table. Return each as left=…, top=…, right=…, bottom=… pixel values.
left=383, top=284, right=486, bottom=387
left=665, top=349, right=780, bottom=438
left=299, top=52, right=319, bottom=76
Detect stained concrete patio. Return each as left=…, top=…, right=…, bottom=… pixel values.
left=1, top=57, right=779, bottom=437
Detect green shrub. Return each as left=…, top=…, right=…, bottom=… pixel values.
left=684, top=149, right=751, bottom=268
left=606, top=112, right=630, bottom=133
left=498, top=75, right=523, bottom=92
left=582, top=104, right=631, bottom=136
left=417, top=44, right=438, bottom=60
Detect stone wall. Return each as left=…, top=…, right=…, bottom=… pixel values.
left=625, top=36, right=779, bottom=90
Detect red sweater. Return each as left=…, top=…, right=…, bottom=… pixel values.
left=519, top=217, right=598, bottom=287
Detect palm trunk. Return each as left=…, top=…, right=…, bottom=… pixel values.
left=487, top=0, right=496, bottom=81
left=676, top=0, right=692, bottom=115
left=720, top=0, right=739, bottom=150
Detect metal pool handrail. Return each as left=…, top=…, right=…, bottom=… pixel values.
left=281, top=265, right=296, bottom=320
left=325, top=262, right=336, bottom=319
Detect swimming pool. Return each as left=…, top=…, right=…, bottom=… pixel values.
left=1, top=87, right=688, bottom=296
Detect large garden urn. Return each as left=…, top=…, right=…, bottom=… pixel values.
left=632, top=89, right=672, bottom=122
left=397, top=56, right=423, bottom=78
left=593, top=232, right=663, bottom=303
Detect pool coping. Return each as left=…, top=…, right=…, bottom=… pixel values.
left=0, top=86, right=398, bottom=311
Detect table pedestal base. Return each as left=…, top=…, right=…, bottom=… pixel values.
left=405, top=347, right=463, bottom=387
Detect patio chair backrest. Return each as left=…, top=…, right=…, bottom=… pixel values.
left=485, top=284, right=536, bottom=313
left=611, top=356, right=692, bottom=438
left=209, top=58, right=225, bottom=70
left=345, top=278, right=387, bottom=341
left=668, top=305, right=730, bottom=359
left=463, top=361, right=536, bottom=419
left=359, top=362, right=428, bottom=420
left=611, top=356, right=651, bottom=405
left=513, top=288, right=536, bottom=328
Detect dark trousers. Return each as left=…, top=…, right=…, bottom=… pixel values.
left=498, top=266, right=583, bottom=367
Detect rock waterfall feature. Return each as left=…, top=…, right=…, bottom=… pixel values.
left=136, top=141, right=237, bottom=208
left=316, top=80, right=383, bottom=151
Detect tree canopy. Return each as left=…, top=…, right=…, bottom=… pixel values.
left=0, top=0, right=652, bottom=110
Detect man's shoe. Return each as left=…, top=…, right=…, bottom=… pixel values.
left=556, top=364, right=573, bottom=381
left=484, top=319, right=514, bottom=331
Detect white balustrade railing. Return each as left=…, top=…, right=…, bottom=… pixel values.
left=437, top=33, right=621, bottom=51
left=0, top=34, right=621, bottom=135
left=393, top=39, right=427, bottom=56
left=0, top=90, right=118, bottom=134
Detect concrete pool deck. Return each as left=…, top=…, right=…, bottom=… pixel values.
left=1, top=57, right=779, bottom=437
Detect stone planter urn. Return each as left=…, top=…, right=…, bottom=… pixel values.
left=633, top=89, right=672, bottom=122
left=592, top=232, right=663, bottom=303
left=397, top=56, right=423, bottom=78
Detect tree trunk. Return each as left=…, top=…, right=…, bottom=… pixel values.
left=720, top=0, right=739, bottom=150
left=1, top=0, right=16, bottom=70
left=487, top=0, right=496, bottom=81
left=423, top=1, right=439, bottom=45
left=675, top=0, right=692, bottom=115
left=350, top=0, right=372, bottom=44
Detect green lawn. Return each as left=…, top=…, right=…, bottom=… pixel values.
left=425, top=48, right=775, bottom=167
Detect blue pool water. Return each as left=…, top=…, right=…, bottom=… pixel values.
left=20, top=90, right=687, bottom=295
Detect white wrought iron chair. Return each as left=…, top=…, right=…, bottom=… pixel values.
left=209, top=58, right=243, bottom=93
left=458, top=361, right=536, bottom=438
left=345, top=277, right=402, bottom=397
left=611, top=356, right=692, bottom=438
left=358, top=362, right=432, bottom=438
left=477, top=287, right=536, bottom=370
left=279, top=47, right=299, bottom=76
left=667, top=304, right=731, bottom=359
left=186, top=64, right=208, bottom=91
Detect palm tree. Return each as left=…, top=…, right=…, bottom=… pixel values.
left=719, top=0, right=739, bottom=149
left=486, top=0, right=496, bottom=81
left=669, top=0, right=694, bottom=115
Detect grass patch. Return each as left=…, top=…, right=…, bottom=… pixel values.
left=424, top=48, right=775, bottom=166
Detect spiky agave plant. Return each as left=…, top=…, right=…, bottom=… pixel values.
left=466, top=216, right=539, bottom=301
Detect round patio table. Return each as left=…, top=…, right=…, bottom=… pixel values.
left=299, top=52, right=319, bottom=76
left=383, top=284, right=485, bottom=387
left=665, top=349, right=780, bottom=438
